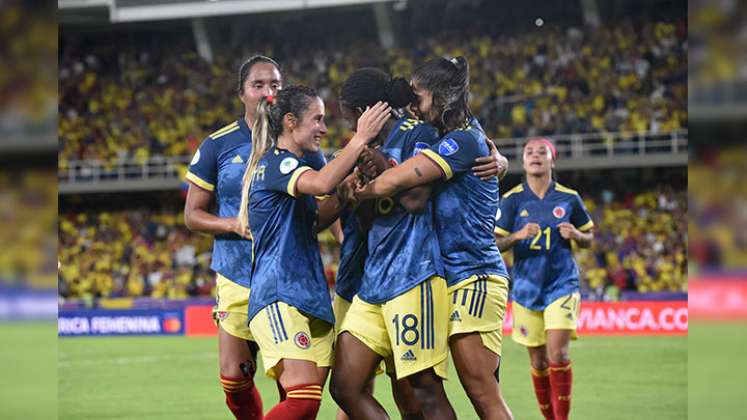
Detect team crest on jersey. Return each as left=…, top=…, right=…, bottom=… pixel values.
left=438, top=138, right=459, bottom=156
left=280, top=157, right=299, bottom=175
left=553, top=206, right=566, bottom=218
left=413, top=142, right=429, bottom=155
left=294, top=332, right=311, bottom=349
left=190, top=150, right=201, bottom=165
left=388, top=158, right=398, bottom=167
left=216, top=311, right=228, bottom=321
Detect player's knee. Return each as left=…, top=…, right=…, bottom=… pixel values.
left=407, top=371, right=443, bottom=409
left=548, top=347, right=570, bottom=365
left=329, top=371, right=353, bottom=404
left=220, top=356, right=256, bottom=379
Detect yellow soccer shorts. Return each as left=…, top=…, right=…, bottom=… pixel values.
left=213, top=273, right=254, bottom=341
left=249, top=301, right=335, bottom=380
left=339, top=276, right=449, bottom=380
left=447, top=274, right=510, bottom=357
left=333, top=293, right=353, bottom=334
left=512, top=292, right=581, bottom=347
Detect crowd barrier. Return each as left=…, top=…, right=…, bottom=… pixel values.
left=58, top=300, right=688, bottom=337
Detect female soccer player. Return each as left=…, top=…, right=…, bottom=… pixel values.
left=354, top=56, right=514, bottom=419
left=493, top=138, right=594, bottom=420
left=238, top=85, right=390, bottom=419
left=183, top=56, right=327, bottom=419
left=329, top=66, right=458, bottom=420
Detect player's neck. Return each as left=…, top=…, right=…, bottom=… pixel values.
left=244, top=112, right=255, bottom=129
left=373, top=118, right=397, bottom=147
left=276, top=135, right=303, bottom=158
left=527, top=174, right=552, bottom=199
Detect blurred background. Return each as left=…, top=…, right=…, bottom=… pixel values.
left=53, top=0, right=692, bottom=418
left=10, top=0, right=741, bottom=417
left=689, top=1, right=747, bottom=419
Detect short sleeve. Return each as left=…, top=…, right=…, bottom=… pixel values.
left=420, top=133, right=483, bottom=180
left=407, top=123, right=440, bottom=157
left=185, top=138, right=218, bottom=191
left=570, top=194, right=594, bottom=231
left=263, top=154, right=312, bottom=197
left=303, top=150, right=328, bottom=171
left=494, top=192, right=517, bottom=236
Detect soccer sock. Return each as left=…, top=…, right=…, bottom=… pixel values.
left=549, top=361, right=573, bottom=420
left=220, top=374, right=263, bottom=420
left=265, top=383, right=322, bottom=420
left=531, top=367, right=555, bottom=420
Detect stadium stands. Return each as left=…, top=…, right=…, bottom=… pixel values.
left=58, top=19, right=687, bottom=166
left=57, top=188, right=687, bottom=300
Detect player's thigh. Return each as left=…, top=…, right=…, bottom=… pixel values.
left=332, top=331, right=384, bottom=391
left=249, top=302, right=332, bottom=380
left=450, top=332, right=500, bottom=388
left=382, top=276, right=449, bottom=381
left=449, top=275, right=509, bottom=357
left=214, top=274, right=255, bottom=342
left=543, top=292, right=581, bottom=334
left=511, top=300, right=547, bottom=347
left=218, top=326, right=255, bottom=377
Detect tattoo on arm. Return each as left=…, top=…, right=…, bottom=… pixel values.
left=414, top=167, right=422, bottom=177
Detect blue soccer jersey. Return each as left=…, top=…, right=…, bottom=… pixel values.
left=185, top=119, right=326, bottom=288
left=494, top=181, right=594, bottom=310
left=420, top=117, right=510, bottom=287
left=358, top=118, right=444, bottom=304
left=246, top=146, right=333, bottom=325
left=335, top=207, right=367, bottom=302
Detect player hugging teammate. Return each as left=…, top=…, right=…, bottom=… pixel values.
left=188, top=53, right=592, bottom=419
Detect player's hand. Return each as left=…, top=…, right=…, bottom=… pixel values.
left=515, top=223, right=541, bottom=240
left=228, top=217, right=251, bottom=239
left=357, top=146, right=388, bottom=180
left=336, top=174, right=361, bottom=207
left=558, top=222, right=579, bottom=240
left=352, top=101, right=392, bottom=145
left=472, top=139, right=508, bottom=180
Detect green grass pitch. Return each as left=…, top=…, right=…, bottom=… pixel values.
left=58, top=333, right=686, bottom=419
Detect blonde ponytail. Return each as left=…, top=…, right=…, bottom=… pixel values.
left=238, top=98, right=275, bottom=233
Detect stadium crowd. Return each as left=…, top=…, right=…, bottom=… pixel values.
left=58, top=188, right=687, bottom=301
left=59, top=19, right=687, bottom=167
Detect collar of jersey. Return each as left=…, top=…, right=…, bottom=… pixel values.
left=237, top=117, right=252, bottom=138
left=523, top=180, right=556, bottom=201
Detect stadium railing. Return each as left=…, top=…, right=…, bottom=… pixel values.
left=58, top=130, right=688, bottom=192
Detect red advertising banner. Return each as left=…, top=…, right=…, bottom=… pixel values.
left=184, top=305, right=218, bottom=336
left=689, top=280, right=747, bottom=320
left=503, top=301, right=688, bottom=336
left=184, top=301, right=688, bottom=337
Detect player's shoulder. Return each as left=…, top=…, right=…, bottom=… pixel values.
left=554, top=182, right=581, bottom=197
left=502, top=183, right=525, bottom=200
left=264, top=147, right=306, bottom=174
left=207, top=121, right=241, bottom=141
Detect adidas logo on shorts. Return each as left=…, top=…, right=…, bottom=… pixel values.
left=450, top=310, right=462, bottom=322
left=400, top=350, right=417, bottom=361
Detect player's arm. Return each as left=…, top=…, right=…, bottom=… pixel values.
left=184, top=184, right=248, bottom=238
left=560, top=193, right=595, bottom=248
left=355, top=153, right=442, bottom=200
left=494, top=223, right=540, bottom=252
left=472, top=139, right=509, bottom=180
left=314, top=194, right=346, bottom=234
left=558, top=223, right=594, bottom=248
left=295, top=102, right=391, bottom=196
left=356, top=147, right=434, bottom=213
